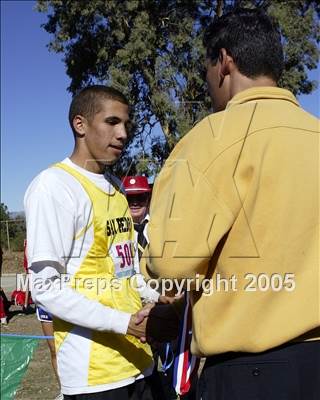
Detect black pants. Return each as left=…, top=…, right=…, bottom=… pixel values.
left=63, top=377, right=154, bottom=400
left=197, top=341, right=320, bottom=400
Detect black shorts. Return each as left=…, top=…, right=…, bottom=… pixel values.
left=197, top=341, right=320, bottom=400
left=63, top=377, right=154, bottom=400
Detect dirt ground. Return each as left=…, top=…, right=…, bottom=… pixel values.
left=1, top=306, right=60, bottom=400
left=2, top=251, right=60, bottom=399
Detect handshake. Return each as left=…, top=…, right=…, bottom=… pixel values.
left=127, top=302, right=181, bottom=343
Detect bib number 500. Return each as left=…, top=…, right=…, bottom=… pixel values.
left=115, top=243, right=134, bottom=268
left=110, top=241, right=135, bottom=279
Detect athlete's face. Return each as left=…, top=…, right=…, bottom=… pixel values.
left=74, top=99, right=130, bottom=172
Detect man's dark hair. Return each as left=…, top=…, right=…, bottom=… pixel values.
left=203, top=8, right=284, bottom=82
left=69, top=85, right=129, bottom=134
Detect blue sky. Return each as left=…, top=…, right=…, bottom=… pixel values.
left=1, top=0, right=319, bottom=212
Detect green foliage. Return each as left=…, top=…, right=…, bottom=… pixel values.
left=10, top=228, right=26, bottom=252
left=0, top=203, right=10, bottom=248
left=36, top=0, right=319, bottom=176
left=0, top=203, right=10, bottom=221
left=0, top=203, right=26, bottom=251
left=267, top=0, right=319, bottom=93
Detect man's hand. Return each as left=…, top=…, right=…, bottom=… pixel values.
left=159, top=293, right=184, bottom=304
left=126, top=302, right=181, bottom=343
left=126, top=302, right=155, bottom=342
left=146, top=304, right=180, bottom=343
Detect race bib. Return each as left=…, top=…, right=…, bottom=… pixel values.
left=109, top=241, right=135, bottom=279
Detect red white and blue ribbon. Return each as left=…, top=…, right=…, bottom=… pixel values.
left=173, top=292, right=200, bottom=395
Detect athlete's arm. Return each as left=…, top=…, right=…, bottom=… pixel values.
left=24, top=177, right=131, bottom=334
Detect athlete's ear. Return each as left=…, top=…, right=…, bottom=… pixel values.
left=72, top=115, right=87, bottom=137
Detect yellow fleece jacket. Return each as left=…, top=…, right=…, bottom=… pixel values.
left=143, top=87, right=320, bottom=356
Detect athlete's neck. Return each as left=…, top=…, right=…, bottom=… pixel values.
left=69, top=153, right=105, bottom=174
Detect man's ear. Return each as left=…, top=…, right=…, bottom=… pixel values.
left=218, top=48, right=232, bottom=78
left=72, top=115, right=86, bottom=137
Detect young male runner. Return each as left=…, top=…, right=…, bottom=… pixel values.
left=25, top=86, right=154, bottom=400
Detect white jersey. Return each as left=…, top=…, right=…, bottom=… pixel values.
left=24, top=158, right=153, bottom=395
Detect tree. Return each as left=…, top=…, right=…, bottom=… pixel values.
left=0, top=203, right=10, bottom=248
left=0, top=203, right=26, bottom=251
left=0, top=203, right=10, bottom=222
left=36, top=0, right=319, bottom=176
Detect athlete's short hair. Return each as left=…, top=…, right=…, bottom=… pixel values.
left=68, top=85, right=129, bottom=134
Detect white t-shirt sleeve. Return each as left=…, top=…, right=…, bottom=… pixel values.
left=24, top=172, right=130, bottom=334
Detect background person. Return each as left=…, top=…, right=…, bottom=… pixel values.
left=143, top=7, right=319, bottom=400
left=122, top=176, right=151, bottom=260
left=123, top=176, right=178, bottom=400
left=122, top=175, right=177, bottom=303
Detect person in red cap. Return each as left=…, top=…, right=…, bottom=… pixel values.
left=122, top=176, right=179, bottom=400
left=122, top=176, right=151, bottom=260
left=122, top=175, right=162, bottom=302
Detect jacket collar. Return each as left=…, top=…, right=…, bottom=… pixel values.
left=226, top=87, right=300, bottom=109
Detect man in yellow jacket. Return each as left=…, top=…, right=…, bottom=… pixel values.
left=143, top=7, right=319, bottom=399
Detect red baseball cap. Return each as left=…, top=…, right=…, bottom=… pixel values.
left=122, top=176, right=151, bottom=195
